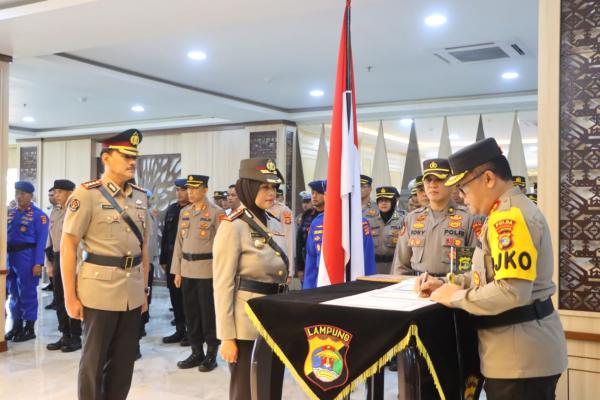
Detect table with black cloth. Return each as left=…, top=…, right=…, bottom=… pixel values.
left=246, top=280, right=482, bottom=400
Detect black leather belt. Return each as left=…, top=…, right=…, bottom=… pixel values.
left=375, top=255, right=394, bottom=263
left=85, top=253, right=142, bottom=269
left=473, top=298, right=554, bottom=329
left=182, top=252, right=213, bottom=261
left=7, top=243, right=36, bottom=253
left=236, top=277, right=288, bottom=295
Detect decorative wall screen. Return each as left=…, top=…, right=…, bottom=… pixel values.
left=559, top=0, right=600, bottom=312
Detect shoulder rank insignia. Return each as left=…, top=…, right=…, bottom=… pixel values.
left=129, top=183, right=146, bottom=192
left=449, top=215, right=463, bottom=221
left=226, top=208, right=245, bottom=221
left=82, top=179, right=102, bottom=190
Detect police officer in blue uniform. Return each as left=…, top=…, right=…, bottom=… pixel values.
left=295, top=180, right=326, bottom=282
left=5, top=181, right=49, bottom=342
left=302, top=180, right=376, bottom=289
left=160, top=178, right=190, bottom=344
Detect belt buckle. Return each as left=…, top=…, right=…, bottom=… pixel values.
left=123, top=256, right=134, bottom=270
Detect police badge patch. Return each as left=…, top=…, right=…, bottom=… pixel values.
left=304, top=324, right=352, bottom=391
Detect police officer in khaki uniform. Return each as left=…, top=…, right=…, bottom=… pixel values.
left=269, top=190, right=295, bottom=277
left=372, top=186, right=405, bottom=274
left=213, top=158, right=288, bottom=400
left=414, top=175, right=428, bottom=208
left=171, top=174, right=224, bottom=372
left=419, top=138, right=567, bottom=399
left=360, top=174, right=378, bottom=227
left=46, top=179, right=82, bottom=353
left=61, top=129, right=150, bottom=400
left=393, top=159, right=479, bottom=277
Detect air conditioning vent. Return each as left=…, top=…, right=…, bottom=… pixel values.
left=432, top=41, right=528, bottom=65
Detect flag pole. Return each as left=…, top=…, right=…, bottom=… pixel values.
left=345, top=0, right=352, bottom=283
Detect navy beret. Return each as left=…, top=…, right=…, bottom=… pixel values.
left=174, top=178, right=187, bottom=188
left=308, top=180, right=327, bottom=194
left=15, top=181, right=34, bottom=193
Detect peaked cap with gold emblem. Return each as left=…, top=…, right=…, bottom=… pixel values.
left=238, top=158, right=283, bottom=184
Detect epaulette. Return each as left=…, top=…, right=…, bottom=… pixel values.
left=225, top=208, right=245, bottom=221
left=81, top=179, right=102, bottom=190
left=129, top=183, right=146, bottom=192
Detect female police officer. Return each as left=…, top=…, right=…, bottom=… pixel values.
left=213, top=158, right=288, bottom=400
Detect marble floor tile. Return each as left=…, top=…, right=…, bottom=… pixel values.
left=2, top=286, right=414, bottom=399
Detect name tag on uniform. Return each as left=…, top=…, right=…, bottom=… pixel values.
left=101, top=204, right=115, bottom=209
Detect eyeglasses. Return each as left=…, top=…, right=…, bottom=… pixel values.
left=457, top=170, right=486, bottom=196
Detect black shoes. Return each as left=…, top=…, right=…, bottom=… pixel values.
left=177, top=351, right=205, bottom=369
left=5, top=319, right=23, bottom=341
left=180, top=333, right=190, bottom=347
left=162, top=330, right=185, bottom=344
left=47, top=335, right=68, bottom=351
left=198, top=351, right=218, bottom=372
left=13, top=321, right=36, bottom=342
left=61, top=336, right=82, bottom=352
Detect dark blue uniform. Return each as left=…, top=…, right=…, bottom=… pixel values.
left=160, top=202, right=187, bottom=335
left=295, top=208, right=321, bottom=273
left=7, top=204, right=49, bottom=321
left=303, top=213, right=376, bottom=289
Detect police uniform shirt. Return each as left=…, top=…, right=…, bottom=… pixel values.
left=7, top=203, right=49, bottom=265
left=213, top=208, right=288, bottom=341
left=269, top=201, right=296, bottom=276
left=170, top=202, right=224, bottom=279
left=47, top=206, right=66, bottom=253
left=62, top=178, right=149, bottom=311
left=371, top=211, right=405, bottom=259
left=449, top=187, right=567, bottom=379
left=392, top=202, right=478, bottom=276
left=362, top=200, right=378, bottom=228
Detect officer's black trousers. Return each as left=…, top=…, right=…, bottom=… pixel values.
left=182, top=277, right=219, bottom=352
left=78, top=306, right=141, bottom=400
left=166, top=264, right=186, bottom=329
left=53, top=253, right=81, bottom=337
left=484, top=374, right=561, bottom=400
left=228, top=340, right=284, bottom=400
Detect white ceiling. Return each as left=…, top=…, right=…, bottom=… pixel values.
left=0, top=0, right=539, bottom=135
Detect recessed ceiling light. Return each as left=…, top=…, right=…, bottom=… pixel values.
left=22, top=116, right=35, bottom=123
left=400, top=118, right=413, bottom=126
left=425, top=14, right=447, bottom=27
left=187, top=50, right=207, bottom=60
left=502, top=71, right=519, bottom=80
left=131, top=105, right=145, bottom=112
left=310, top=89, right=324, bottom=97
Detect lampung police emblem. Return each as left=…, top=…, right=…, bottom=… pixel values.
left=304, top=324, right=352, bottom=391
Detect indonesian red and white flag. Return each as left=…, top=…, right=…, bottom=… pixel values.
left=317, top=0, right=364, bottom=287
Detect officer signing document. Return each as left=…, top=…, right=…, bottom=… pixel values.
left=416, top=138, right=567, bottom=400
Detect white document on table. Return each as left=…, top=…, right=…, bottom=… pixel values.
left=321, top=279, right=435, bottom=312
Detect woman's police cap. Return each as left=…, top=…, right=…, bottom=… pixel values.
left=446, top=137, right=504, bottom=186
left=376, top=186, right=399, bottom=199
left=238, top=158, right=283, bottom=184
